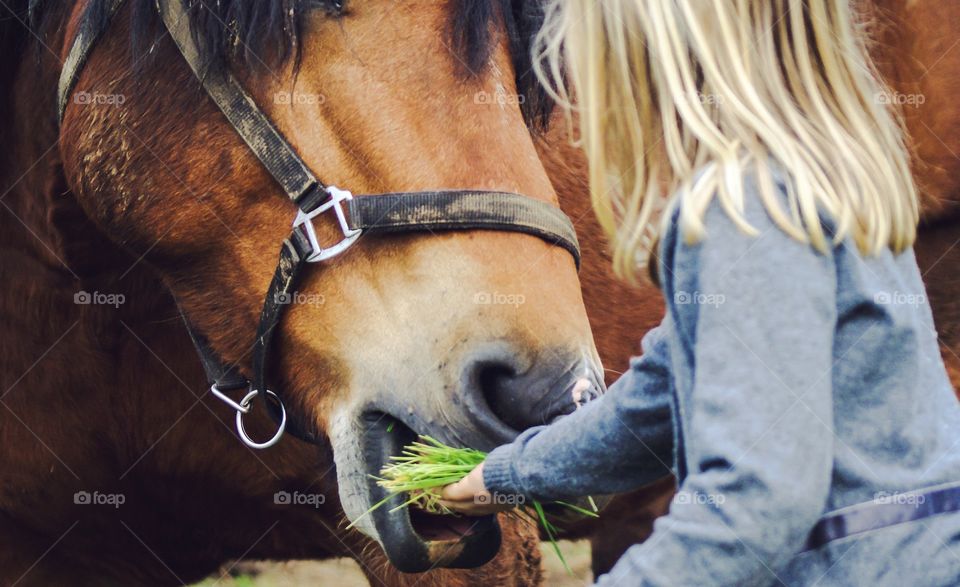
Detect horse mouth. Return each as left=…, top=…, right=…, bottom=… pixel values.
left=361, top=412, right=502, bottom=573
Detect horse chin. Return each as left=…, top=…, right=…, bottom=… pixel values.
left=331, top=410, right=503, bottom=573
left=329, top=363, right=605, bottom=573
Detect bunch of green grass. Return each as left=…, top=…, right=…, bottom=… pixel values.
left=348, top=435, right=598, bottom=572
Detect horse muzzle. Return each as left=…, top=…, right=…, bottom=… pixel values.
left=333, top=354, right=604, bottom=573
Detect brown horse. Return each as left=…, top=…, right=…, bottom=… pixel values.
left=3, top=1, right=960, bottom=586
left=1, top=1, right=602, bottom=585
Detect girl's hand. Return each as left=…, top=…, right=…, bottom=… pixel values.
left=439, top=463, right=514, bottom=516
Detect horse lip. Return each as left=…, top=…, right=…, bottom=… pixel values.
left=361, top=412, right=502, bottom=573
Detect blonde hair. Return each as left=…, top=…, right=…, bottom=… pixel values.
left=534, top=0, right=918, bottom=282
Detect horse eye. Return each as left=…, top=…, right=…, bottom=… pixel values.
left=327, top=0, right=346, bottom=14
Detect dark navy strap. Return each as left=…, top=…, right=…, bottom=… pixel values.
left=805, top=483, right=960, bottom=551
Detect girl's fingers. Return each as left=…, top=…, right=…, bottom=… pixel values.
left=440, top=478, right=472, bottom=501
left=437, top=499, right=508, bottom=516
left=440, top=463, right=486, bottom=501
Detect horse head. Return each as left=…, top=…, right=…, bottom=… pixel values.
left=57, top=0, right=603, bottom=573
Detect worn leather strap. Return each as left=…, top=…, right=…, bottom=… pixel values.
left=58, top=0, right=322, bottom=209
left=348, top=191, right=581, bottom=268
left=180, top=319, right=249, bottom=393
left=249, top=238, right=318, bottom=442
left=175, top=236, right=318, bottom=443
left=157, top=0, right=324, bottom=209
left=57, top=0, right=128, bottom=122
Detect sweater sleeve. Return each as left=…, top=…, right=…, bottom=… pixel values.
left=482, top=318, right=676, bottom=501
left=597, top=197, right=838, bottom=586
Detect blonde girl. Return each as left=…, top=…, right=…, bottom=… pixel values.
left=441, top=1, right=960, bottom=585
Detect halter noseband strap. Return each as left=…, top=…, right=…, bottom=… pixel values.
left=59, top=0, right=582, bottom=449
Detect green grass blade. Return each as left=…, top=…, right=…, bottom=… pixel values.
left=532, top=501, right=571, bottom=575
left=553, top=500, right=600, bottom=518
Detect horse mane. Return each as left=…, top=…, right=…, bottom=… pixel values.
left=24, top=0, right=552, bottom=127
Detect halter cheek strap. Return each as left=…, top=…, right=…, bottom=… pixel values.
left=59, top=0, right=582, bottom=449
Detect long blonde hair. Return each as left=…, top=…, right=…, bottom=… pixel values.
left=535, top=0, right=918, bottom=282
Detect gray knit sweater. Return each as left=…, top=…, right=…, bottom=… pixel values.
left=483, top=172, right=960, bottom=586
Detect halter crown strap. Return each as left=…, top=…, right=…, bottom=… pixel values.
left=156, top=0, right=324, bottom=209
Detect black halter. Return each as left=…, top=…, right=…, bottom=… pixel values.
left=58, top=0, right=581, bottom=448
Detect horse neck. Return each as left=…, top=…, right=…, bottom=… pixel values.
left=1, top=6, right=75, bottom=272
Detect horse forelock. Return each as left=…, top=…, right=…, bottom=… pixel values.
left=26, top=0, right=553, bottom=127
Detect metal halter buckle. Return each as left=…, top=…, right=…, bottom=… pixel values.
left=211, top=384, right=287, bottom=450
left=293, top=186, right=362, bottom=263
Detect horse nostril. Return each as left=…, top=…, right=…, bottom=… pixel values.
left=460, top=349, right=601, bottom=444
left=476, top=361, right=529, bottom=432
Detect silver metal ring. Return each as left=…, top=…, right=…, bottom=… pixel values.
left=235, top=390, right=286, bottom=450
